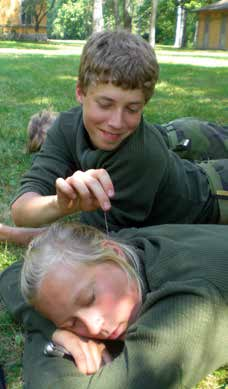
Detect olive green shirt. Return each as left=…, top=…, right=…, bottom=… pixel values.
left=13, top=107, right=216, bottom=231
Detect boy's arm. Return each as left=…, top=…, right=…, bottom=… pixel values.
left=11, top=108, right=114, bottom=227
left=11, top=192, right=67, bottom=227
left=11, top=167, right=114, bottom=227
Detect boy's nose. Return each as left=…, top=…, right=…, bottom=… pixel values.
left=108, top=109, right=123, bottom=130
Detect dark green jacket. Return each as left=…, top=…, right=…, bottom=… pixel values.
left=13, top=107, right=216, bottom=231
left=0, top=224, right=228, bottom=388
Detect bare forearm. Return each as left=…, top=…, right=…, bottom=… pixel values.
left=11, top=169, right=114, bottom=227
left=0, top=224, right=47, bottom=245
left=11, top=192, right=72, bottom=227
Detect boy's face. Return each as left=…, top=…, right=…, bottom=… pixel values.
left=35, top=261, right=141, bottom=340
left=76, top=82, right=145, bottom=151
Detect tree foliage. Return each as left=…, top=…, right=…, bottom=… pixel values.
left=51, top=0, right=93, bottom=39
left=47, top=0, right=218, bottom=45
left=22, top=0, right=56, bottom=32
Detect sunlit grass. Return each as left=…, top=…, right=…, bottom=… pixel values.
left=0, top=39, right=85, bottom=50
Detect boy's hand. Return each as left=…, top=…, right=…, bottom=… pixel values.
left=55, top=169, right=114, bottom=213
left=52, top=329, right=113, bottom=375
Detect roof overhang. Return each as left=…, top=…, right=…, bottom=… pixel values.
left=194, top=0, right=228, bottom=12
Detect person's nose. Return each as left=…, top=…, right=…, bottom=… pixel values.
left=107, top=108, right=124, bottom=130
left=79, top=310, right=104, bottom=336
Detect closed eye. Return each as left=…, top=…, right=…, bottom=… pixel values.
left=97, top=102, right=112, bottom=109
left=127, top=105, right=142, bottom=113
left=84, top=288, right=96, bottom=307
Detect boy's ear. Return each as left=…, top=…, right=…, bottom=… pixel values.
left=76, top=84, right=84, bottom=104
left=101, top=240, right=125, bottom=258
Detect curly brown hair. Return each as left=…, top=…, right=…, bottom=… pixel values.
left=78, top=30, right=159, bottom=103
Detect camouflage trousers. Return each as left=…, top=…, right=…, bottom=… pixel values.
left=159, top=118, right=228, bottom=224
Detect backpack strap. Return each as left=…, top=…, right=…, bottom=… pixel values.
left=161, top=123, right=190, bottom=152
left=198, top=160, right=228, bottom=224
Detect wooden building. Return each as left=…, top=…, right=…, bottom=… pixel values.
left=195, top=0, right=228, bottom=50
left=0, top=0, right=47, bottom=40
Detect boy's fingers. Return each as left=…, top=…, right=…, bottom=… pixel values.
left=52, top=330, right=91, bottom=375
left=80, top=175, right=111, bottom=211
left=71, top=347, right=89, bottom=375
left=75, top=339, right=104, bottom=375
left=102, top=349, right=113, bottom=364
left=66, top=176, right=93, bottom=202
left=67, top=170, right=113, bottom=211
left=52, top=330, right=109, bottom=375
left=92, top=169, right=115, bottom=198
left=85, top=340, right=104, bottom=373
left=75, top=339, right=108, bottom=375
left=56, top=178, right=77, bottom=200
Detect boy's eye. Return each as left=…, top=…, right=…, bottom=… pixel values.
left=127, top=106, right=141, bottom=113
left=97, top=101, right=111, bottom=109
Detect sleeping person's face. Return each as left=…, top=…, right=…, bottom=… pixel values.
left=35, top=261, right=141, bottom=340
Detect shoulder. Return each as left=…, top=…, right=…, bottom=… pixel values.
left=122, top=116, right=169, bottom=162
left=133, top=116, right=170, bottom=169
left=58, top=106, right=83, bottom=132
left=46, top=106, right=83, bottom=144
left=142, top=117, right=168, bottom=146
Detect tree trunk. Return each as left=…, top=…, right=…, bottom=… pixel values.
left=93, top=0, right=104, bottom=33
left=123, top=0, right=132, bottom=31
left=194, top=20, right=198, bottom=48
left=149, top=0, right=158, bottom=48
left=34, top=15, right=40, bottom=32
left=113, top=0, right=120, bottom=30
left=174, top=4, right=186, bottom=48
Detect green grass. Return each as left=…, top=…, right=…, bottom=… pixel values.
left=0, top=290, right=23, bottom=389
left=0, top=39, right=85, bottom=50
left=0, top=40, right=228, bottom=388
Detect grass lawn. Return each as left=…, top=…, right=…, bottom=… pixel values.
left=0, top=40, right=228, bottom=389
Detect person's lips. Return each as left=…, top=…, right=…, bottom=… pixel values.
left=108, top=325, right=124, bottom=340
left=99, top=129, right=123, bottom=142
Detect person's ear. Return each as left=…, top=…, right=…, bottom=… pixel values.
left=76, top=84, right=84, bottom=104
left=101, top=240, right=126, bottom=258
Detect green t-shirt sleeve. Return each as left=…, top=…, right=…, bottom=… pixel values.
left=12, top=111, right=80, bottom=204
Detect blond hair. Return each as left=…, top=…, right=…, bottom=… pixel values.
left=21, top=222, right=142, bottom=305
left=27, top=110, right=58, bottom=153
left=78, top=30, right=159, bottom=103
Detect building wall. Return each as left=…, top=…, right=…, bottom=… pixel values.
left=197, top=10, right=228, bottom=50
left=222, top=15, right=228, bottom=49
left=0, top=0, right=47, bottom=39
